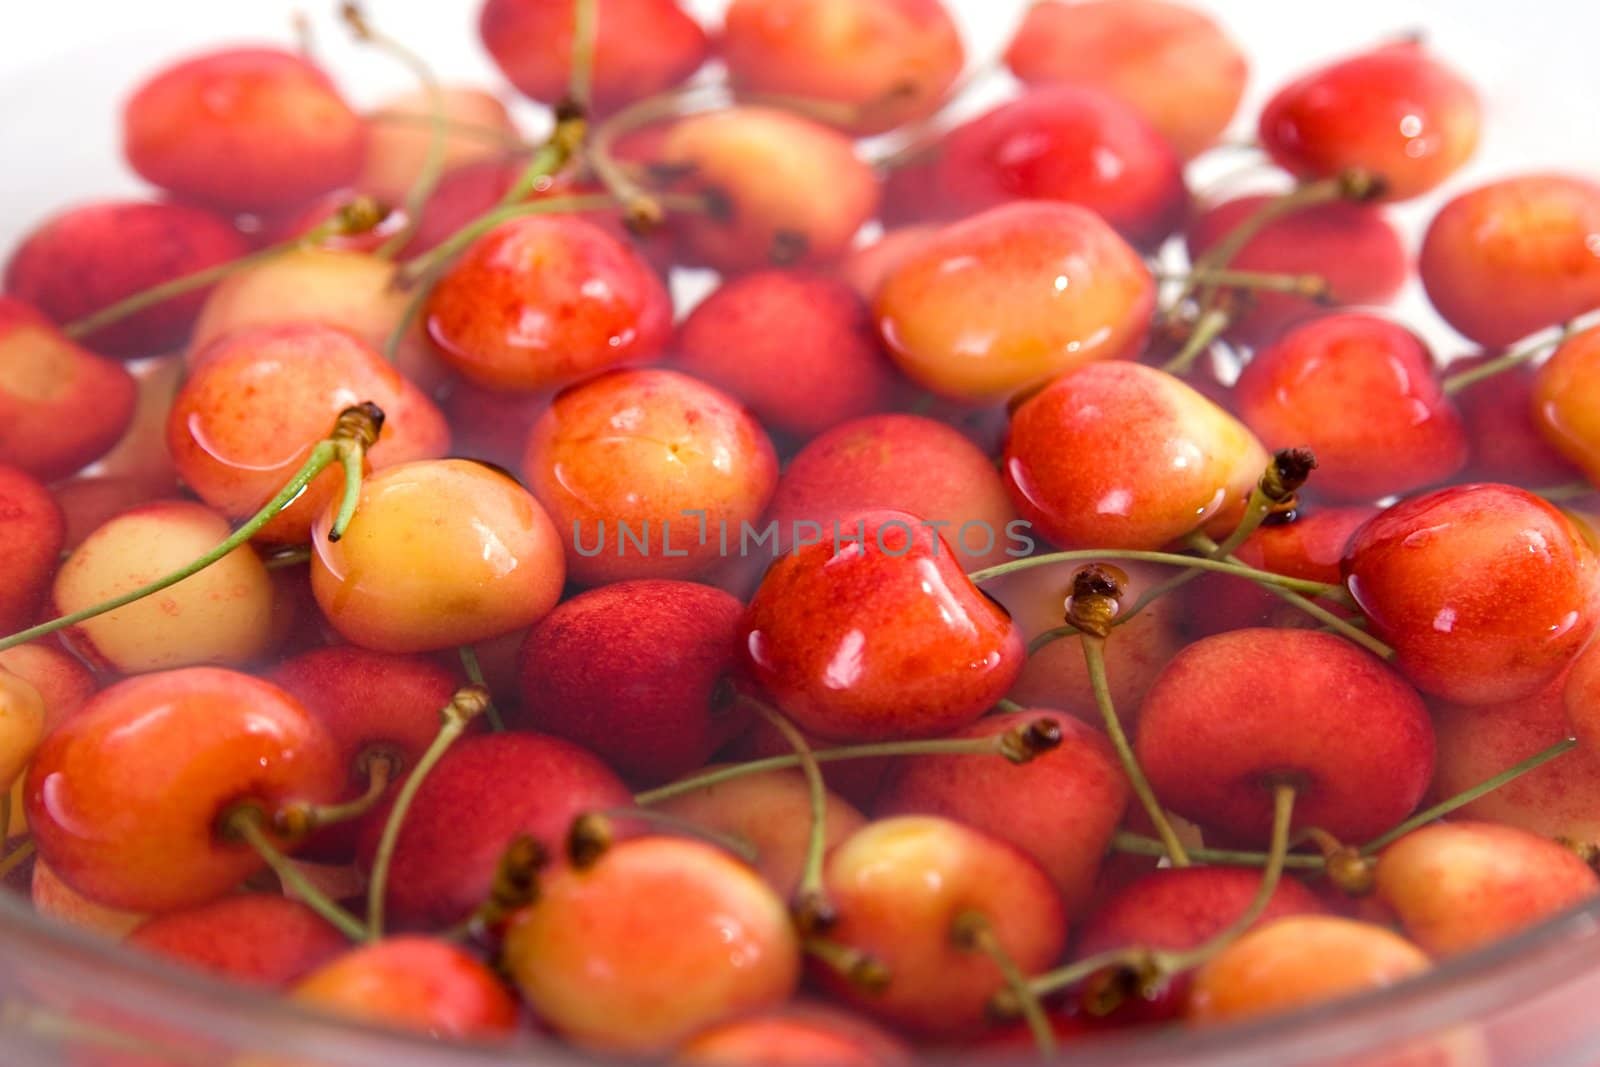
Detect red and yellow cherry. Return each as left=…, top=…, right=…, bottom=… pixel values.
left=424, top=214, right=671, bottom=392
left=50, top=476, right=176, bottom=551
left=354, top=732, right=630, bottom=929
left=30, top=857, right=147, bottom=938
left=1258, top=41, right=1480, bottom=202
left=503, top=834, right=800, bottom=1053
left=739, top=510, right=1024, bottom=743
left=292, top=937, right=518, bottom=1039
left=653, top=107, right=880, bottom=273
left=767, top=414, right=1020, bottom=570
left=169, top=323, right=449, bottom=544
left=0, top=297, right=137, bottom=481
left=876, top=710, right=1129, bottom=916
left=523, top=369, right=778, bottom=586
left=1186, top=916, right=1429, bottom=1023
left=2, top=200, right=247, bottom=359
left=24, top=667, right=340, bottom=912
left=1343, top=483, right=1600, bottom=705
left=929, top=86, right=1188, bottom=249
left=1532, top=326, right=1600, bottom=484
left=876, top=201, right=1154, bottom=402
left=1374, top=821, right=1598, bottom=958
left=1234, top=314, right=1468, bottom=502
left=836, top=226, right=937, bottom=303
left=677, top=1004, right=912, bottom=1067
left=1136, top=628, right=1434, bottom=843
left=311, top=459, right=565, bottom=653
left=721, top=0, right=963, bottom=135
left=122, top=47, right=366, bottom=212
left=51, top=500, right=276, bottom=674
left=1004, top=0, right=1247, bottom=159
left=479, top=0, right=709, bottom=116
left=127, top=894, right=347, bottom=987
left=672, top=271, right=902, bottom=440
left=816, top=815, right=1067, bottom=1038
left=515, top=579, right=745, bottom=784
left=0, top=464, right=64, bottom=634
left=1420, top=174, right=1600, bottom=349
left=0, top=667, right=46, bottom=795
left=2, top=643, right=96, bottom=839
left=1005, top=360, right=1268, bottom=549
left=356, top=86, right=518, bottom=207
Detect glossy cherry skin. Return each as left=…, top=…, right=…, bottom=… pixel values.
left=738, top=510, right=1024, bottom=743
left=480, top=0, right=708, bottom=116
left=3, top=200, right=247, bottom=359
left=1532, top=326, right=1600, bottom=484
left=122, top=47, right=366, bottom=212
left=504, top=836, right=801, bottom=1053
left=876, top=710, right=1129, bottom=916
left=1135, top=628, right=1434, bottom=844
left=24, top=667, right=340, bottom=913
left=292, top=937, right=518, bottom=1039
left=876, top=201, right=1154, bottom=403
left=515, top=579, right=745, bottom=784
left=1343, top=484, right=1600, bottom=705
left=127, top=895, right=347, bottom=987
left=1004, top=0, right=1247, bottom=159
left=523, top=369, right=778, bottom=586
left=354, top=732, right=631, bottom=929
left=1452, top=355, right=1585, bottom=486
left=1420, top=174, right=1600, bottom=349
left=1004, top=361, right=1268, bottom=549
left=678, top=1004, right=911, bottom=1066
left=0, top=297, right=137, bottom=481
left=1184, top=195, right=1407, bottom=345
left=29, top=857, right=147, bottom=937
left=1234, top=314, right=1468, bottom=503
left=0, top=464, right=64, bottom=634
left=929, top=86, right=1189, bottom=249
left=1258, top=42, right=1480, bottom=202
left=424, top=214, right=672, bottom=393
left=169, top=323, right=450, bottom=544
left=0, top=668, right=45, bottom=797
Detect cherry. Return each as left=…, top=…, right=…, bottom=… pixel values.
left=738, top=509, right=1023, bottom=743
left=356, top=86, right=519, bottom=208
left=835, top=225, right=937, bottom=302
left=1420, top=174, right=1600, bottom=349
left=2, top=200, right=248, bottom=359
left=0, top=297, right=137, bottom=481
left=1342, top=483, right=1600, bottom=705
left=50, top=500, right=276, bottom=674
left=721, top=0, right=963, bottom=136
left=353, top=732, right=630, bottom=929
left=311, top=459, right=565, bottom=653
left=767, top=414, right=1021, bottom=570
left=1234, top=314, right=1468, bottom=502
left=876, top=710, right=1129, bottom=916
left=1183, top=195, right=1407, bottom=345
left=122, top=47, right=367, bottom=212
left=1258, top=41, right=1480, bottom=202
left=876, top=201, right=1154, bottom=402
left=169, top=323, right=448, bottom=544
left=291, top=937, right=518, bottom=1038
left=1004, top=0, right=1247, bottom=159
left=1004, top=361, right=1268, bottom=549
left=677, top=1003, right=911, bottom=1066
left=435, top=379, right=549, bottom=471
left=927, top=86, right=1189, bottom=249
left=515, top=579, right=745, bottom=784
left=24, top=667, right=340, bottom=912
left=1532, top=325, right=1600, bottom=484
left=50, top=477, right=175, bottom=552
left=479, top=0, right=709, bottom=117
left=1186, top=916, right=1429, bottom=1022
left=0, top=464, right=64, bottom=634
left=1135, top=628, right=1434, bottom=843
left=126, top=894, right=347, bottom=987
left=1450, top=354, right=1584, bottom=486
left=503, top=833, right=800, bottom=1053
left=815, top=815, right=1066, bottom=1038
left=0, top=643, right=96, bottom=735
left=522, top=368, right=778, bottom=586
left=672, top=271, right=903, bottom=440
left=720, top=717, right=894, bottom=810
left=0, top=668, right=45, bottom=800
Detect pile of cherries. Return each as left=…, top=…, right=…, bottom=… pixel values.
left=5, top=0, right=1600, bottom=1061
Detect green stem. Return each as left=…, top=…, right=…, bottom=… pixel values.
left=1025, top=626, right=1078, bottom=656
left=1441, top=331, right=1567, bottom=396
left=599, top=806, right=758, bottom=864
left=370, top=110, right=529, bottom=149
left=262, top=546, right=312, bottom=570
left=567, top=0, right=598, bottom=115
left=954, top=912, right=1055, bottom=1056
left=0, top=837, right=34, bottom=881
left=968, top=550, right=1344, bottom=601
left=1160, top=306, right=1232, bottom=376
left=1534, top=482, right=1597, bottom=503
left=1154, top=267, right=1330, bottom=300
left=994, top=696, right=1026, bottom=713
left=751, top=701, right=833, bottom=930
left=1110, top=830, right=1325, bottom=870
left=274, top=756, right=394, bottom=838
left=457, top=646, right=505, bottom=732
left=226, top=812, right=366, bottom=942
left=328, top=439, right=366, bottom=542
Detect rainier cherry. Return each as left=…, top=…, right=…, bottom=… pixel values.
left=875, top=201, right=1154, bottom=402
left=738, top=510, right=1023, bottom=743
left=1532, top=325, right=1600, bottom=484
left=0, top=668, right=46, bottom=796
left=1343, top=483, right=1600, bottom=705
left=0, top=464, right=64, bottom=634
left=292, top=937, right=518, bottom=1039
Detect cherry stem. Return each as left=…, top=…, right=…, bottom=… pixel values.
left=273, top=755, right=395, bottom=838
left=1360, top=737, right=1578, bottom=855
left=463, top=834, right=547, bottom=936
left=595, top=806, right=760, bottom=865
left=566, top=0, right=598, bottom=118
left=0, top=789, right=12, bottom=843
left=223, top=808, right=366, bottom=942
left=365, top=685, right=491, bottom=939
left=994, top=696, right=1025, bottom=714
left=585, top=83, right=730, bottom=230
left=1109, top=830, right=1326, bottom=871
left=0, top=836, right=34, bottom=881
left=1159, top=307, right=1231, bottom=377
left=633, top=718, right=1062, bottom=807
left=968, top=549, right=1345, bottom=601
left=1533, top=482, right=1597, bottom=503
left=748, top=700, right=834, bottom=933
left=1154, top=266, right=1331, bottom=301
left=953, top=911, right=1055, bottom=1055
left=803, top=937, right=891, bottom=993
left=371, top=111, right=530, bottom=150
left=456, top=645, right=505, bottom=732
left=0, top=404, right=382, bottom=655
left=1440, top=323, right=1577, bottom=396
left=262, top=546, right=312, bottom=570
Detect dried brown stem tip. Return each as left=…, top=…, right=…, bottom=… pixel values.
left=1337, top=167, right=1388, bottom=202
left=332, top=195, right=389, bottom=235
left=1066, top=564, right=1127, bottom=637
left=567, top=812, right=614, bottom=869
left=792, top=888, right=838, bottom=937
left=1262, top=447, right=1318, bottom=503
left=332, top=402, right=386, bottom=449
left=1324, top=847, right=1377, bottom=896
left=487, top=834, right=548, bottom=914
left=998, top=717, right=1064, bottom=764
